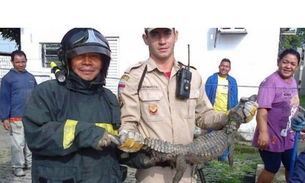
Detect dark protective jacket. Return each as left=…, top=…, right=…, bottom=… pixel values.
left=22, top=72, right=125, bottom=183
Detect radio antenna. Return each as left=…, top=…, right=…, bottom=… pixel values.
left=187, top=44, right=190, bottom=70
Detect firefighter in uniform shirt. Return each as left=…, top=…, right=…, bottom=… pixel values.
left=117, top=27, right=259, bottom=183
left=22, top=28, right=126, bottom=183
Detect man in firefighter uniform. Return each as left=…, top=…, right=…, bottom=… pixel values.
left=22, top=28, right=126, bottom=183
left=117, top=27, right=258, bottom=183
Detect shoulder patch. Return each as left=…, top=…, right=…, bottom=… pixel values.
left=120, top=74, right=130, bottom=81
left=125, top=61, right=146, bottom=73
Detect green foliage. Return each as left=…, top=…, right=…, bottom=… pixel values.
left=0, top=28, right=21, bottom=50
left=283, top=35, right=302, bottom=49
left=279, top=28, right=305, bottom=53
left=297, top=28, right=305, bottom=43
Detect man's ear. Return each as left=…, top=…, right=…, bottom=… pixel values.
left=142, top=34, right=149, bottom=45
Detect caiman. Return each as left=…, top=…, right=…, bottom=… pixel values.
left=109, top=94, right=257, bottom=183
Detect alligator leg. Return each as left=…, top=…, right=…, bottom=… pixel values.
left=227, top=122, right=237, bottom=167
left=173, top=155, right=187, bottom=183
left=228, top=142, right=234, bottom=168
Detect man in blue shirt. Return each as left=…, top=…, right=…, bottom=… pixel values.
left=0, top=50, right=37, bottom=177
left=205, top=58, right=238, bottom=160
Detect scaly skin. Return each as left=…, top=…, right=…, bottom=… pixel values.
left=141, top=94, right=257, bottom=183
left=109, top=94, right=257, bottom=183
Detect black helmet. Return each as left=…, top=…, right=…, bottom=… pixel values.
left=58, top=28, right=111, bottom=77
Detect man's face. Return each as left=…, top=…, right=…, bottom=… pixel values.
left=277, top=53, right=299, bottom=80
left=143, top=28, right=178, bottom=62
left=12, top=55, right=27, bottom=72
left=218, top=61, right=231, bottom=77
left=70, top=52, right=103, bottom=81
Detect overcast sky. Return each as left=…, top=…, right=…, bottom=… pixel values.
left=0, top=36, right=16, bottom=53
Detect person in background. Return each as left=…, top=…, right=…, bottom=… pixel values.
left=288, top=113, right=305, bottom=183
left=22, top=28, right=126, bottom=183
left=0, top=50, right=37, bottom=177
left=117, top=27, right=258, bottom=183
left=205, top=58, right=238, bottom=161
left=252, top=48, right=301, bottom=183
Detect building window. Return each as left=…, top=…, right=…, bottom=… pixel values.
left=41, top=43, right=61, bottom=68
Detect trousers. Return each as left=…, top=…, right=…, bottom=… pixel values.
left=10, top=121, right=32, bottom=168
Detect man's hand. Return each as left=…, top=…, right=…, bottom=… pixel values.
left=243, top=100, right=259, bottom=122
left=94, top=131, right=112, bottom=151
left=228, top=95, right=258, bottom=124
left=120, top=150, right=157, bottom=169
left=291, top=114, right=305, bottom=132
left=3, top=120, right=10, bottom=131
left=118, top=130, right=144, bottom=152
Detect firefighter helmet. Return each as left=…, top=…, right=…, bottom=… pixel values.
left=58, top=28, right=111, bottom=77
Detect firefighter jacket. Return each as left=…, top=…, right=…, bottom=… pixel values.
left=118, top=58, right=228, bottom=183
left=23, top=71, right=125, bottom=183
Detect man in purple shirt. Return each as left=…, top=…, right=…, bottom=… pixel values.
left=252, top=48, right=300, bottom=183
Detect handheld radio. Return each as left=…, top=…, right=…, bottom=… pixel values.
left=176, top=44, right=192, bottom=99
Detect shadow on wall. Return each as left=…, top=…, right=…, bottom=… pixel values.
left=206, top=28, right=247, bottom=51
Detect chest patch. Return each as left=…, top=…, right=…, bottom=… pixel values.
left=149, top=104, right=158, bottom=115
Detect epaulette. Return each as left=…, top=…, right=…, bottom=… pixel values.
left=178, top=61, right=196, bottom=70
left=124, top=61, right=146, bottom=73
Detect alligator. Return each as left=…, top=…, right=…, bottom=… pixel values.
left=110, top=94, right=257, bottom=183
left=142, top=94, right=257, bottom=183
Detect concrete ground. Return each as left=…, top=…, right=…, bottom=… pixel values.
left=1, top=125, right=305, bottom=183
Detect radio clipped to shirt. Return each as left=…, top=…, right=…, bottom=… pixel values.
left=176, top=44, right=192, bottom=99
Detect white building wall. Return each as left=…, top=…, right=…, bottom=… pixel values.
left=20, top=26, right=281, bottom=141
left=174, top=27, right=280, bottom=140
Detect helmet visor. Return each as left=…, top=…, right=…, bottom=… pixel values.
left=66, top=45, right=111, bottom=59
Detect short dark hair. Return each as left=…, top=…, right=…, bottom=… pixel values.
left=220, top=58, right=231, bottom=64
left=278, top=48, right=301, bottom=65
left=11, top=50, right=27, bottom=61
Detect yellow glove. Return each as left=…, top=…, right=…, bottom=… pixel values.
left=243, top=100, right=258, bottom=122
left=118, top=130, right=144, bottom=152
left=227, top=96, right=259, bottom=123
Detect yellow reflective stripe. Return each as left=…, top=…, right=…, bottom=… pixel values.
left=63, top=119, right=78, bottom=149
left=95, top=123, right=118, bottom=135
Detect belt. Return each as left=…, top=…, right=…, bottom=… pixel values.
left=9, top=117, right=22, bottom=123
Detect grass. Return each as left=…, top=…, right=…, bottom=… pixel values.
left=198, top=141, right=263, bottom=183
